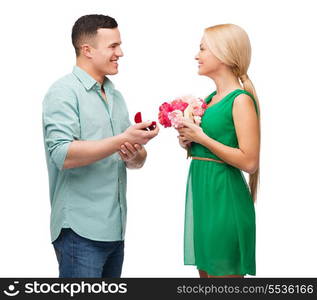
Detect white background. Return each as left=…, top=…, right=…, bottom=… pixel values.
left=0, top=0, right=316, bottom=277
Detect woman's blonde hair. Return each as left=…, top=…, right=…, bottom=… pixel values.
left=203, top=24, right=260, bottom=202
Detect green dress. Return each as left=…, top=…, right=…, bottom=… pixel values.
left=184, top=89, right=259, bottom=276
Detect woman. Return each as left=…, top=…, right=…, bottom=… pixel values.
left=178, top=24, right=260, bottom=278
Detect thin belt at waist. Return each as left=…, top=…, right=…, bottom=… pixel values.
left=191, top=156, right=225, bottom=164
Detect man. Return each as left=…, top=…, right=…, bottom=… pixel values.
left=42, top=14, right=159, bottom=278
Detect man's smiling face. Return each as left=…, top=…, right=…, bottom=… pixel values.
left=85, top=27, right=124, bottom=76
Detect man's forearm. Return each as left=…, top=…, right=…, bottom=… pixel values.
left=63, top=134, right=126, bottom=169
left=125, top=147, right=147, bottom=169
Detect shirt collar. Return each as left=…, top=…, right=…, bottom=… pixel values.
left=72, top=65, right=115, bottom=91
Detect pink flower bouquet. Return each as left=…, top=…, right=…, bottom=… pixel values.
left=158, top=95, right=207, bottom=158
left=158, top=95, right=207, bottom=129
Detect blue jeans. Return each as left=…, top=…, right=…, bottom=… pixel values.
left=52, top=228, right=124, bottom=278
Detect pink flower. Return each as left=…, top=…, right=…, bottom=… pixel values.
left=159, top=102, right=173, bottom=112
left=158, top=102, right=173, bottom=127
left=170, top=99, right=188, bottom=112
left=193, top=107, right=204, bottom=116
left=158, top=111, right=172, bottom=128
left=168, top=110, right=184, bottom=128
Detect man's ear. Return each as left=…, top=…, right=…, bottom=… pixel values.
left=81, top=44, right=93, bottom=59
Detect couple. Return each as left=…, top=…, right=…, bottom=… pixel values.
left=42, top=14, right=260, bottom=278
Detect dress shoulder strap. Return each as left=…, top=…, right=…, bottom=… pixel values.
left=204, top=91, right=217, bottom=105
left=232, top=89, right=259, bottom=116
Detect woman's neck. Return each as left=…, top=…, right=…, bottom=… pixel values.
left=209, top=69, right=242, bottom=97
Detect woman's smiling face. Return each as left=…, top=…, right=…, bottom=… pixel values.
left=195, top=37, right=223, bottom=76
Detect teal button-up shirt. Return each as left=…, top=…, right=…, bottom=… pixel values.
left=42, top=66, right=131, bottom=242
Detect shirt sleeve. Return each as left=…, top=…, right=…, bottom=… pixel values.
left=42, top=86, right=80, bottom=170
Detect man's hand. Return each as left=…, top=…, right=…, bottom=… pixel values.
left=118, top=143, right=142, bottom=162
left=118, top=142, right=147, bottom=169
left=123, top=121, right=159, bottom=145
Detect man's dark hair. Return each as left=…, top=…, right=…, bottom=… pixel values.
left=72, top=14, right=118, bottom=56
